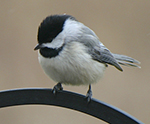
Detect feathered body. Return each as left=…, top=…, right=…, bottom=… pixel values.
left=35, top=14, right=140, bottom=86
left=38, top=41, right=106, bottom=85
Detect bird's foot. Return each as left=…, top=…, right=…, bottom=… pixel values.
left=86, top=85, right=92, bottom=102
left=52, top=82, right=63, bottom=94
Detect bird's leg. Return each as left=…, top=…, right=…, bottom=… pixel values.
left=52, top=82, right=63, bottom=94
left=86, top=84, right=92, bottom=102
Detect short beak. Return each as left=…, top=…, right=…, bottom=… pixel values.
left=34, top=44, right=43, bottom=50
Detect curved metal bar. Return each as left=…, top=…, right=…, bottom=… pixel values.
left=0, top=88, right=143, bottom=124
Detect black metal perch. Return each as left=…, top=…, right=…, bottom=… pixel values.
left=0, top=88, right=143, bottom=124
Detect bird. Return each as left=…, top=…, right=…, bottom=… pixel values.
left=34, top=14, right=140, bottom=102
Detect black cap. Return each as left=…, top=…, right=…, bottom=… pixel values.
left=37, top=14, right=76, bottom=44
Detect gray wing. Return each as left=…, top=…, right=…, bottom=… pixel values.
left=78, top=25, right=123, bottom=71
left=90, top=45, right=123, bottom=71
left=78, top=24, right=140, bottom=71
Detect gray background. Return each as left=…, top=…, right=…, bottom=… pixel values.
left=0, top=0, right=150, bottom=124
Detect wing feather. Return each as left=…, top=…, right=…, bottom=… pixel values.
left=75, top=24, right=140, bottom=71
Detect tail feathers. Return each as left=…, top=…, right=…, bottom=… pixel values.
left=116, top=60, right=141, bottom=68
left=112, top=53, right=141, bottom=68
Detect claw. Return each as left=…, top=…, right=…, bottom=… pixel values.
left=86, top=85, right=92, bottom=102
left=52, top=82, right=63, bottom=94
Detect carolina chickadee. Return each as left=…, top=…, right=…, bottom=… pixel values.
left=34, top=14, right=140, bottom=101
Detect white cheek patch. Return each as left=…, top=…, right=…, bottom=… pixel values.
left=43, top=32, right=65, bottom=49
left=42, top=19, right=83, bottom=49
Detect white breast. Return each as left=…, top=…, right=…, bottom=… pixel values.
left=38, top=41, right=106, bottom=85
